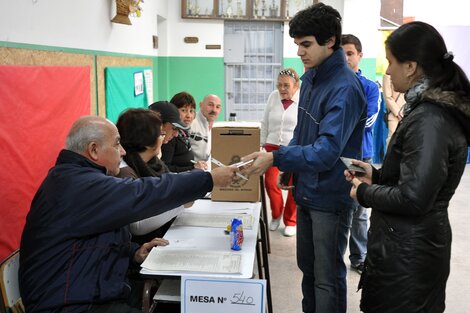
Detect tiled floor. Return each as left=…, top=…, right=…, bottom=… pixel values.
left=267, top=165, right=470, bottom=313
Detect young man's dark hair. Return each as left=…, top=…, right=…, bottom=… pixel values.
left=289, top=3, right=342, bottom=50
left=341, top=34, right=363, bottom=53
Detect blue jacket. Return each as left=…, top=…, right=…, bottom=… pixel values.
left=19, top=150, right=213, bottom=313
left=273, top=48, right=367, bottom=210
left=356, top=70, right=380, bottom=159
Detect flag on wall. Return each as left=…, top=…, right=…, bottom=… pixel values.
left=0, top=66, right=90, bottom=260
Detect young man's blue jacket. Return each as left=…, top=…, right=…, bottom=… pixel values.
left=356, top=69, right=380, bottom=160
left=273, top=48, right=367, bottom=211
left=19, top=149, right=213, bottom=313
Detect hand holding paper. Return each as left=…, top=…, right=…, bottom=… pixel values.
left=341, top=158, right=373, bottom=183
left=211, top=158, right=250, bottom=180
left=240, top=151, right=274, bottom=176
left=211, top=165, right=239, bottom=187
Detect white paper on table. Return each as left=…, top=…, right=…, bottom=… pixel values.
left=164, top=238, right=197, bottom=249
left=141, top=248, right=242, bottom=274
left=190, top=200, right=254, bottom=212
left=173, top=212, right=253, bottom=229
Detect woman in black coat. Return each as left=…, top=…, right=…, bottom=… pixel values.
left=345, top=22, right=470, bottom=313
left=161, top=91, right=208, bottom=172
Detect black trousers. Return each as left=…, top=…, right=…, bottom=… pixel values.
left=88, top=302, right=141, bottom=313
left=88, top=276, right=144, bottom=313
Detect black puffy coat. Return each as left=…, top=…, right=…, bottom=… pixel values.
left=356, top=89, right=470, bottom=313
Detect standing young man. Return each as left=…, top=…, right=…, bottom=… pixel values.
left=243, top=4, right=367, bottom=313
left=341, top=34, right=380, bottom=274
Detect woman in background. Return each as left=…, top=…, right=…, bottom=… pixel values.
left=161, top=91, right=207, bottom=172
left=260, top=68, right=300, bottom=237
left=345, top=22, right=470, bottom=313
left=116, top=108, right=183, bottom=244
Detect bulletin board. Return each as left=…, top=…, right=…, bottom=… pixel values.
left=105, top=66, right=152, bottom=123
left=0, top=48, right=156, bottom=259
left=96, top=55, right=153, bottom=117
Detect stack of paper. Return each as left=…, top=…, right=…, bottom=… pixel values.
left=141, top=248, right=242, bottom=274
left=173, top=212, right=253, bottom=229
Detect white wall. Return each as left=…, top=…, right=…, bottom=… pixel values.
left=0, top=0, right=164, bottom=56
left=404, top=0, right=470, bottom=26
left=1, top=0, right=468, bottom=59
left=164, top=1, right=224, bottom=57
left=343, top=0, right=381, bottom=58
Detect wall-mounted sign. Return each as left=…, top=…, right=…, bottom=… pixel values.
left=182, top=277, right=266, bottom=313
left=134, top=71, right=144, bottom=96
left=206, top=44, right=222, bottom=49
left=184, top=37, right=199, bottom=43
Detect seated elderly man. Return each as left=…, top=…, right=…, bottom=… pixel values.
left=189, top=94, right=222, bottom=161
left=19, top=116, right=237, bottom=313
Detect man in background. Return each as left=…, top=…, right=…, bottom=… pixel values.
left=189, top=94, right=222, bottom=161
left=19, top=116, right=236, bottom=313
left=341, top=34, right=380, bottom=274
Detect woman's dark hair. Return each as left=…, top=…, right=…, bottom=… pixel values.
left=289, top=3, right=342, bottom=50
left=170, top=91, right=196, bottom=109
left=116, top=108, right=162, bottom=177
left=386, top=21, right=470, bottom=94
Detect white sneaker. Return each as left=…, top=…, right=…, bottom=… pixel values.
left=269, top=218, right=281, bottom=231
left=283, top=226, right=297, bottom=237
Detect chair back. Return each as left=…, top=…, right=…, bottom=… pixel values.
left=0, top=250, right=23, bottom=313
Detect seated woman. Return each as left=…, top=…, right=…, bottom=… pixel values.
left=116, top=108, right=183, bottom=244
left=161, top=91, right=207, bottom=172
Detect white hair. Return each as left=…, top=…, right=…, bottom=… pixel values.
left=65, top=116, right=109, bottom=153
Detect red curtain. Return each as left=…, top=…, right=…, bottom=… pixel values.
left=0, top=66, right=90, bottom=260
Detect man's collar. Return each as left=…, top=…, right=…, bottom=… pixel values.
left=196, top=111, right=209, bottom=126
left=56, top=149, right=107, bottom=174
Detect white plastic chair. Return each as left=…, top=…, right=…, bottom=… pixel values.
left=0, top=250, right=23, bottom=313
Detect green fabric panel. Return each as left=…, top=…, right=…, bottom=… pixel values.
left=154, top=56, right=169, bottom=102
left=154, top=56, right=225, bottom=121
left=283, top=58, right=306, bottom=77
left=105, top=66, right=150, bottom=123
left=360, top=58, right=377, bottom=82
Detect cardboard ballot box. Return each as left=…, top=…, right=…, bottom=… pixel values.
left=211, top=122, right=260, bottom=202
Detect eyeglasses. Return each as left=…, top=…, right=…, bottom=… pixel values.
left=160, top=132, right=167, bottom=138
left=279, top=69, right=297, bottom=80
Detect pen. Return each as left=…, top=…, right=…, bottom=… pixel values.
left=190, top=160, right=197, bottom=164
left=211, top=158, right=249, bottom=180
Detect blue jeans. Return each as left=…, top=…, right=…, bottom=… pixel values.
left=349, top=205, right=368, bottom=265
left=297, top=204, right=354, bottom=313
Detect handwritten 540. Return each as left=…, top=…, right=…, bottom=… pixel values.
left=231, top=291, right=255, bottom=305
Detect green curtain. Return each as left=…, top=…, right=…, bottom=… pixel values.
left=105, top=66, right=151, bottom=123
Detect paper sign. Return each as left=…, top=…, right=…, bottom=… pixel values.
left=182, top=277, right=266, bottom=313
left=134, top=71, right=144, bottom=96
left=143, top=69, right=153, bottom=104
